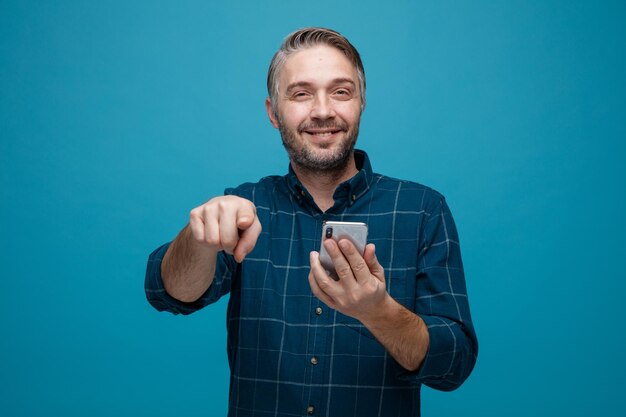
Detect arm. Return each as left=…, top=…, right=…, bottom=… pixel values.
left=161, top=195, right=262, bottom=303
left=360, top=293, right=430, bottom=372
left=160, top=225, right=219, bottom=303
left=309, top=200, right=478, bottom=389
left=410, top=197, right=477, bottom=390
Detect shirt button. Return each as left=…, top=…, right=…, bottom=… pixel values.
left=310, top=356, right=318, bottom=365
left=315, top=307, right=323, bottom=316
left=351, top=194, right=356, bottom=201
left=307, top=405, right=315, bottom=415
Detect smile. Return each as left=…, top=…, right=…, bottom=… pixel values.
left=302, top=127, right=343, bottom=137
left=307, top=131, right=339, bottom=137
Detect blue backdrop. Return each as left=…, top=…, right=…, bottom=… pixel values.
left=1, top=1, right=625, bottom=416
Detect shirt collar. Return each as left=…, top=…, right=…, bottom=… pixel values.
left=285, top=149, right=373, bottom=208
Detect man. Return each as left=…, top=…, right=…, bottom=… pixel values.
left=146, top=27, right=477, bottom=416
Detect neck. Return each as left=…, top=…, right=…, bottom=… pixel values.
left=291, top=154, right=359, bottom=212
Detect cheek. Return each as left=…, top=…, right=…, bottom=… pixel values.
left=280, top=105, right=310, bottom=128
left=335, top=101, right=361, bottom=119
left=338, top=108, right=361, bottom=126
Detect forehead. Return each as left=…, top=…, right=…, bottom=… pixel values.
left=279, top=45, right=358, bottom=89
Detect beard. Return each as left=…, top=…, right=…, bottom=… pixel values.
left=277, top=116, right=360, bottom=173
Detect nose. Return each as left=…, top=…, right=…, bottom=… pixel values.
left=310, top=94, right=336, bottom=120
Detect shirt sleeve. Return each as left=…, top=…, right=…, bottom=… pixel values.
left=144, top=242, right=237, bottom=315
left=396, top=196, right=478, bottom=390
left=144, top=186, right=254, bottom=315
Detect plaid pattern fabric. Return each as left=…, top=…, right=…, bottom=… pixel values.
left=146, top=150, right=477, bottom=417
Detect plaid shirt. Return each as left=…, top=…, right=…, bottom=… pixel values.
left=145, top=150, right=478, bottom=417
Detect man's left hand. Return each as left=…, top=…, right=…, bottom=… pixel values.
left=309, top=239, right=388, bottom=322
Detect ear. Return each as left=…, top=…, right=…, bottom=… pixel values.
left=265, top=97, right=279, bottom=128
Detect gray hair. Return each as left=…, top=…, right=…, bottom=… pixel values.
left=267, top=27, right=366, bottom=116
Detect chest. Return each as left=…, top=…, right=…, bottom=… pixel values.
left=239, top=203, right=423, bottom=314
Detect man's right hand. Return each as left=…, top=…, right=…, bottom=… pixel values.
left=188, top=195, right=262, bottom=263
left=162, top=195, right=261, bottom=303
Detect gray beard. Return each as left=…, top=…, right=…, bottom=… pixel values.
left=278, top=118, right=360, bottom=174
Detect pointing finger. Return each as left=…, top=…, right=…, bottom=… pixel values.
left=236, top=204, right=256, bottom=230
left=233, top=216, right=262, bottom=263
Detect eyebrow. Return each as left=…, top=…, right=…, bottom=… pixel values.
left=284, top=78, right=356, bottom=95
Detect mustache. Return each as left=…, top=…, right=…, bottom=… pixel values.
left=298, top=120, right=348, bottom=133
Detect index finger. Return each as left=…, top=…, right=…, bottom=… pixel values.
left=236, top=203, right=256, bottom=229
left=233, top=215, right=262, bottom=263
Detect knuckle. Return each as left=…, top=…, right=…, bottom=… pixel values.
left=347, top=292, right=360, bottom=306
left=202, top=204, right=216, bottom=218
left=217, top=200, right=228, bottom=213
left=204, top=236, right=219, bottom=246
left=343, top=243, right=356, bottom=254
left=336, top=265, right=352, bottom=279
left=243, top=197, right=255, bottom=209
left=352, top=260, right=367, bottom=272
left=189, top=207, right=202, bottom=220
left=317, top=277, right=332, bottom=291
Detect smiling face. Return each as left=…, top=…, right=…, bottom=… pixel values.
left=266, top=45, right=363, bottom=173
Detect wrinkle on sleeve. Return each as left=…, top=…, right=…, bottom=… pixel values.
left=396, top=196, right=478, bottom=390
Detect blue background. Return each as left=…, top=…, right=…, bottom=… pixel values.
left=1, top=1, right=625, bottom=416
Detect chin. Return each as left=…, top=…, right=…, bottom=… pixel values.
left=298, top=144, right=354, bottom=171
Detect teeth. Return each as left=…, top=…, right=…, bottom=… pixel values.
left=311, top=132, right=333, bottom=137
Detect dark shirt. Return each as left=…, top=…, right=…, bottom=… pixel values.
left=145, top=150, right=478, bottom=417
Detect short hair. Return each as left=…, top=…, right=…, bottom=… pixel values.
left=267, top=27, right=366, bottom=116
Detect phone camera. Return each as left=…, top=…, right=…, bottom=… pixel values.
left=325, top=227, right=333, bottom=239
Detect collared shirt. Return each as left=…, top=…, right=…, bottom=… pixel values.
left=145, top=150, right=478, bottom=417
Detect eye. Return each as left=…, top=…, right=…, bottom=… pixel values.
left=290, top=91, right=311, bottom=101
left=333, top=89, right=352, bottom=100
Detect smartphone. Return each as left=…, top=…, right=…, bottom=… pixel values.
left=319, top=221, right=368, bottom=280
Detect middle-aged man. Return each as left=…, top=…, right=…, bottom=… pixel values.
left=146, top=27, right=478, bottom=417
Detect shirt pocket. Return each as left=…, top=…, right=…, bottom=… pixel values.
left=385, top=261, right=417, bottom=312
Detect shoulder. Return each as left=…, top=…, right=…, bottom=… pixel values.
left=224, top=175, right=287, bottom=202
left=371, top=172, right=445, bottom=213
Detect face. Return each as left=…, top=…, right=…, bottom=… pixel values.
left=266, top=45, right=363, bottom=172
